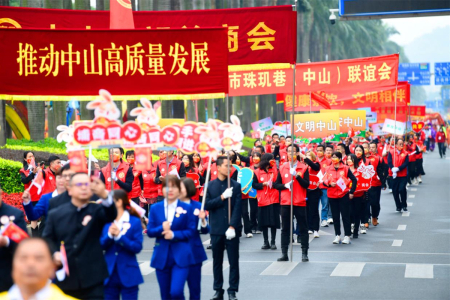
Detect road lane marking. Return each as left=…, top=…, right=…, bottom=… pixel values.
left=402, top=212, right=410, bottom=217
left=392, top=240, right=403, bottom=247
left=202, top=239, right=211, bottom=245
left=411, top=188, right=417, bottom=191
left=260, top=262, right=299, bottom=275
left=409, top=195, right=416, bottom=198
left=408, top=202, right=413, bottom=206
left=139, top=262, right=155, bottom=276
left=330, top=262, right=365, bottom=277
left=202, top=261, right=229, bottom=276
left=405, top=264, right=434, bottom=279
left=397, top=225, right=407, bottom=230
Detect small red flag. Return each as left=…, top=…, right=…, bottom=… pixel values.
left=60, top=241, right=70, bottom=276
left=68, top=150, right=87, bottom=173
left=30, top=170, right=45, bottom=195
left=110, top=0, right=135, bottom=29
left=311, top=92, right=331, bottom=110
left=348, top=127, right=355, bottom=138
left=135, top=147, right=153, bottom=172
left=1, top=222, right=29, bottom=243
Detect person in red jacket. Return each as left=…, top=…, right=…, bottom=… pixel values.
left=274, top=144, right=310, bottom=262
left=142, top=164, right=158, bottom=218
left=249, top=152, right=262, bottom=234
left=181, top=154, right=204, bottom=201
left=316, top=145, right=332, bottom=226
left=252, top=153, right=280, bottom=250
left=347, top=154, right=368, bottom=238
left=388, top=139, right=409, bottom=212
left=323, top=152, right=357, bottom=245
left=154, top=150, right=186, bottom=202
left=436, top=126, right=447, bottom=158
left=415, top=139, right=426, bottom=183
left=100, top=147, right=134, bottom=193
left=368, top=142, right=385, bottom=226
left=125, top=150, right=144, bottom=205
left=41, top=155, right=61, bottom=196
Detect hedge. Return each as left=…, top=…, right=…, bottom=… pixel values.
left=0, top=158, right=24, bottom=194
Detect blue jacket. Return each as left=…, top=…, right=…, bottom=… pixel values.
left=23, top=192, right=53, bottom=220
left=187, top=200, right=209, bottom=265
left=147, top=200, right=196, bottom=270
left=100, top=214, right=144, bottom=288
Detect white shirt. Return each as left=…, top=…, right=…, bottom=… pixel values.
left=8, top=280, right=51, bottom=300
left=108, top=210, right=130, bottom=241
left=164, top=199, right=178, bottom=223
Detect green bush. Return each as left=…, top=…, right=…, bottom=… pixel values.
left=0, top=158, right=24, bottom=194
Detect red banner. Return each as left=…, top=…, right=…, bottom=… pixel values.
left=0, top=28, right=228, bottom=100
left=295, top=54, right=399, bottom=93
left=0, top=5, right=296, bottom=66
left=410, top=105, right=426, bottom=117
left=280, top=82, right=410, bottom=112
left=229, top=67, right=292, bottom=96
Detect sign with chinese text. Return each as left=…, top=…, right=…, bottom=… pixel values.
left=382, top=118, right=406, bottom=135
left=291, top=113, right=340, bottom=139
left=229, top=67, right=292, bottom=96
left=398, top=63, right=430, bottom=85
left=412, top=121, right=425, bottom=133
left=0, top=28, right=228, bottom=100
left=0, top=5, right=296, bottom=66
left=272, top=121, right=291, bottom=136
left=320, top=109, right=366, bottom=133
left=251, top=117, right=274, bottom=132
left=442, top=88, right=450, bottom=100
left=371, top=123, right=388, bottom=136
left=295, top=54, right=399, bottom=93
left=410, top=106, right=426, bottom=117
left=279, top=81, right=410, bottom=112
left=434, top=62, right=450, bottom=85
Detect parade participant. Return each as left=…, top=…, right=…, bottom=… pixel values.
left=316, top=145, right=332, bottom=226
left=0, top=183, right=28, bottom=293
left=415, top=139, right=426, bottom=183
left=100, top=190, right=144, bottom=300
left=349, top=137, right=359, bottom=153
left=436, top=127, right=447, bottom=158
left=273, top=136, right=292, bottom=165
left=347, top=154, right=367, bottom=238
left=354, top=145, right=366, bottom=165
left=368, top=142, right=385, bottom=226
left=383, top=138, right=396, bottom=192
left=0, top=238, right=76, bottom=300
left=274, top=144, right=310, bottom=262
left=154, top=150, right=187, bottom=202
left=388, top=139, right=409, bottom=212
left=325, top=145, right=334, bottom=159
left=204, top=156, right=241, bottom=300
left=100, top=148, right=133, bottom=193
left=41, top=156, right=61, bottom=195
left=125, top=150, right=144, bottom=205
left=47, top=164, right=77, bottom=211
left=406, top=136, right=419, bottom=185
left=142, top=164, right=158, bottom=219
left=193, top=152, right=205, bottom=176
left=337, top=143, right=348, bottom=164
left=249, top=152, right=262, bottom=234
left=182, top=154, right=205, bottom=202
left=252, top=153, right=280, bottom=250
left=301, top=150, right=321, bottom=238
left=377, top=136, right=389, bottom=189
left=147, top=175, right=195, bottom=300
left=43, top=173, right=117, bottom=300
left=323, top=152, right=357, bottom=245
left=180, top=178, right=209, bottom=300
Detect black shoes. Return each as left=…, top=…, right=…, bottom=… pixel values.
left=396, top=208, right=402, bottom=213
left=207, top=244, right=212, bottom=249
left=277, top=253, right=289, bottom=261
left=228, top=292, right=238, bottom=300
left=270, top=242, right=277, bottom=250
left=302, top=248, right=309, bottom=262
left=211, top=290, right=224, bottom=300
left=261, top=241, right=270, bottom=250
left=403, top=207, right=408, bottom=212
left=296, top=236, right=301, bottom=244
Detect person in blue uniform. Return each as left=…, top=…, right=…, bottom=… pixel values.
left=100, top=189, right=144, bottom=300
left=180, top=178, right=209, bottom=300
left=147, top=175, right=196, bottom=300
left=204, top=156, right=242, bottom=300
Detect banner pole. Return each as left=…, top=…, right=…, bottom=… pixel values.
left=394, top=84, right=398, bottom=163
left=226, top=94, right=231, bottom=223
left=109, top=148, right=114, bottom=191
left=198, top=155, right=213, bottom=230
left=87, top=145, right=92, bottom=175
left=165, top=155, right=170, bottom=221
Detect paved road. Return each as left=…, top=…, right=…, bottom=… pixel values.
left=137, top=150, right=450, bottom=300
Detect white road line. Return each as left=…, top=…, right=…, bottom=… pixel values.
left=408, top=202, right=413, bottom=207
left=139, top=262, right=155, bottom=276
left=392, top=240, right=403, bottom=247
left=402, top=212, right=410, bottom=217
left=411, top=188, right=417, bottom=191
left=330, top=262, right=365, bottom=277
left=202, top=239, right=211, bottom=245
left=405, top=264, right=434, bottom=279
left=260, top=262, right=299, bottom=276
left=202, top=261, right=229, bottom=276
left=409, top=195, right=416, bottom=198
left=397, top=225, right=407, bottom=230
left=318, top=230, right=333, bottom=236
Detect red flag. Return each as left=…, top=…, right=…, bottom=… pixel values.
left=135, top=147, right=153, bottom=172
left=60, top=241, right=70, bottom=276
left=110, top=0, right=135, bottom=29
left=27, top=157, right=36, bottom=170
left=1, top=222, right=29, bottom=243
left=68, top=150, right=87, bottom=173
left=311, top=92, right=332, bottom=110
left=348, top=127, right=355, bottom=138
left=30, top=170, right=45, bottom=195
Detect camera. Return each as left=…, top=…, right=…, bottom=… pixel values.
left=329, top=9, right=338, bottom=25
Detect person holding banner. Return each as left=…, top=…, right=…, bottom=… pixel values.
left=301, top=150, right=322, bottom=238
left=323, top=152, right=357, bottom=245
left=252, top=153, right=280, bottom=250
left=204, top=156, right=241, bottom=300
left=125, top=150, right=144, bottom=206
left=347, top=154, right=368, bottom=238
left=147, top=175, right=195, bottom=300
left=154, top=150, right=187, bottom=202
left=388, top=139, right=409, bottom=213
left=100, top=190, right=144, bottom=300
left=100, top=148, right=133, bottom=193
left=0, top=183, right=28, bottom=293
left=316, top=145, right=332, bottom=227
left=180, top=178, right=209, bottom=300
left=274, top=144, right=310, bottom=262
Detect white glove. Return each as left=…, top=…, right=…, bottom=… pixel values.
left=225, top=227, right=236, bottom=240
left=284, top=181, right=292, bottom=191
left=222, top=187, right=233, bottom=199
left=392, top=172, right=397, bottom=179
left=111, top=173, right=118, bottom=181
left=392, top=167, right=399, bottom=173
left=290, top=168, right=297, bottom=176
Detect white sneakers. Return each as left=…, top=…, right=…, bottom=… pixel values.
left=389, top=189, right=393, bottom=193
left=351, top=223, right=355, bottom=233
left=308, top=230, right=313, bottom=234
left=418, top=177, right=422, bottom=184
left=314, top=231, right=320, bottom=238
left=342, top=236, right=351, bottom=244
left=327, top=218, right=334, bottom=224
left=333, top=235, right=351, bottom=244
left=332, top=236, right=341, bottom=244
left=246, top=233, right=253, bottom=238
left=321, top=220, right=328, bottom=227
left=360, top=225, right=367, bottom=234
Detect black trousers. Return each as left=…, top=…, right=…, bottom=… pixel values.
left=329, top=195, right=351, bottom=236
left=408, top=161, right=417, bottom=183
left=249, top=198, right=259, bottom=231
left=438, top=143, right=446, bottom=158
left=280, top=206, right=308, bottom=251
left=241, top=199, right=252, bottom=235
left=307, top=194, right=320, bottom=232
left=65, top=283, right=104, bottom=300
left=350, top=196, right=365, bottom=236
left=382, top=163, right=390, bottom=189
left=368, top=186, right=382, bottom=219
left=392, top=176, right=408, bottom=209
left=211, top=235, right=239, bottom=294
left=262, top=227, right=277, bottom=244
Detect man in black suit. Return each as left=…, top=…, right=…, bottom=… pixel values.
left=0, top=183, right=28, bottom=292
left=43, top=173, right=117, bottom=300
left=205, top=156, right=242, bottom=300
